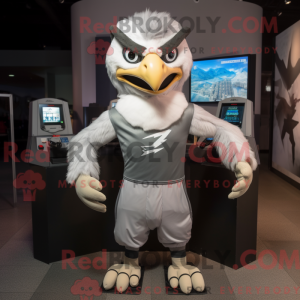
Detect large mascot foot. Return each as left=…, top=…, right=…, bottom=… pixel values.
left=103, top=257, right=141, bottom=293
left=168, top=257, right=205, bottom=294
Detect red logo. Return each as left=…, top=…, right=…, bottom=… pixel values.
left=71, top=277, right=102, bottom=299
left=13, top=170, right=46, bottom=201
left=87, top=39, right=114, bottom=64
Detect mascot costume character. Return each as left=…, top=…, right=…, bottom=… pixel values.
left=67, top=10, right=257, bottom=294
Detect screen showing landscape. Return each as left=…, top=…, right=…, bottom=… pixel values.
left=191, top=56, right=249, bottom=102
left=42, top=107, right=61, bottom=123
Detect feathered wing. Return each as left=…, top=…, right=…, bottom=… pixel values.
left=189, top=104, right=258, bottom=171
left=66, top=111, right=117, bottom=183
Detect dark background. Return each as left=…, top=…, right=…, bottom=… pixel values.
left=1, top=0, right=300, bottom=71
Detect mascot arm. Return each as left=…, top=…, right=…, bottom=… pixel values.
left=189, top=104, right=257, bottom=199
left=66, top=111, right=117, bottom=212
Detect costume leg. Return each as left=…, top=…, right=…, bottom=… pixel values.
left=157, top=181, right=205, bottom=294
left=103, top=180, right=148, bottom=292
left=157, top=180, right=192, bottom=249
left=114, top=180, right=150, bottom=249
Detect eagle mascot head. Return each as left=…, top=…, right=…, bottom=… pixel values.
left=106, top=9, right=192, bottom=98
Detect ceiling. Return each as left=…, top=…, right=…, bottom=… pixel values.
left=1, top=0, right=299, bottom=56
left=249, top=0, right=300, bottom=32
left=0, top=0, right=80, bottom=50
left=250, top=0, right=300, bottom=16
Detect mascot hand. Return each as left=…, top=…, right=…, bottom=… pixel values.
left=75, top=174, right=107, bottom=212
left=228, top=161, right=253, bottom=199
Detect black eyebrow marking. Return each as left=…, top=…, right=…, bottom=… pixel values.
left=158, top=27, right=191, bottom=55
left=109, top=25, right=191, bottom=57
left=109, top=25, right=145, bottom=55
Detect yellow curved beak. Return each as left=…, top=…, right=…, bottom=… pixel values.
left=116, top=53, right=182, bottom=94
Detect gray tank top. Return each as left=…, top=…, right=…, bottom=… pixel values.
left=109, top=103, right=194, bottom=184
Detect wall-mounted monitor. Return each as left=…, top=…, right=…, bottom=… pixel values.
left=190, top=54, right=256, bottom=104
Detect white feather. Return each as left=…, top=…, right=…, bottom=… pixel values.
left=190, top=104, right=258, bottom=171
left=66, top=111, right=116, bottom=183
left=116, top=90, right=188, bottom=131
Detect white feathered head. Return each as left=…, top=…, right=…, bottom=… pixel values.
left=105, top=9, right=193, bottom=98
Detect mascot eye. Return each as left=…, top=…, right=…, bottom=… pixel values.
left=162, top=48, right=178, bottom=63
left=123, top=49, right=142, bottom=64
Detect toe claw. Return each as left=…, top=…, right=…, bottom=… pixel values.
left=130, top=277, right=139, bottom=287
left=191, top=272, right=205, bottom=293
left=129, top=267, right=141, bottom=288
left=181, top=285, right=192, bottom=294
left=169, top=278, right=178, bottom=289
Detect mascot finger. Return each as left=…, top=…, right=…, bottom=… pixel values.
left=86, top=177, right=103, bottom=192
left=228, top=189, right=246, bottom=199
left=232, top=179, right=247, bottom=192
left=79, top=197, right=106, bottom=212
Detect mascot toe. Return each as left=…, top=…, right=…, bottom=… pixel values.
left=103, top=256, right=141, bottom=292
left=168, top=251, right=205, bottom=294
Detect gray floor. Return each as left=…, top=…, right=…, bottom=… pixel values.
left=0, top=154, right=300, bottom=299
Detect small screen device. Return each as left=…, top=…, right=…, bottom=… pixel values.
left=39, top=104, right=65, bottom=130
left=219, top=103, right=245, bottom=128
left=215, top=97, right=254, bottom=137
left=27, top=98, right=73, bottom=166
left=42, top=107, right=61, bottom=123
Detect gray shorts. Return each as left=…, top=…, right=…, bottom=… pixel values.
left=114, top=178, right=193, bottom=250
